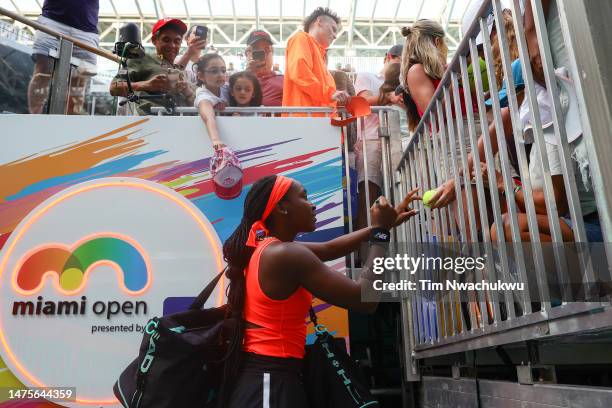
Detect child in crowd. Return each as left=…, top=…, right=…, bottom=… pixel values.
left=194, top=54, right=243, bottom=199
left=228, top=71, right=263, bottom=110
left=194, top=54, right=230, bottom=148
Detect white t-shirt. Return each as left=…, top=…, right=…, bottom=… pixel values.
left=194, top=84, right=230, bottom=108
left=184, top=60, right=197, bottom=85
left=354, top=72, right=384, bottom=140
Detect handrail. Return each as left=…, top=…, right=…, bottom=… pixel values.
left=0, top=6, right=120, bottom=63
left=150, top=106, right=398, bottom=115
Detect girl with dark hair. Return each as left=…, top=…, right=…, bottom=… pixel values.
left=228, top=71, right=263, bottom=110
left=221, top=175, right=419, bottom=407
left=194, top=53, right=230, bottom=149
left=194, top=54, right=244, bottom=199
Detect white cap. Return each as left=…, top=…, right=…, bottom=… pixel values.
left=462, top=0, right=514, bottom=45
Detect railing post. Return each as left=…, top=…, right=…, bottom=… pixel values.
left=556, top=0, right=612, bottom=246
left=48, top=38, right=73, bottom=114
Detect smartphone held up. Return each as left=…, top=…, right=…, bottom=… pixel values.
left=194, top=25, right=208, bottom=41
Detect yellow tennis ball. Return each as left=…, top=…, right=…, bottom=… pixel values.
left=422, top=189, right=436, bottom=207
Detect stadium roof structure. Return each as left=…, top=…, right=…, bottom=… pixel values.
left=0, top=0, right=476, bottom=56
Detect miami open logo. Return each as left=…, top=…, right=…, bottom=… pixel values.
left=15, top=235, right=150, bottom=296
left=0, top=178, right=224, bottom=407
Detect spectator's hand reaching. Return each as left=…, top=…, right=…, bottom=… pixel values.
left=428, top=179, right=457, bottom=209
left=213, top=102, right=226, bottom=111
left=332, top=90, right=351, bottom=106
left=144, top=74, right=170, bottom=93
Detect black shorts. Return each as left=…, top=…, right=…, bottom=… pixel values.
left=227, top=352, right=309, bottom=408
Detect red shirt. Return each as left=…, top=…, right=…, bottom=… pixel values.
left=243, top=238, right=312, bottom=358
left=258, top=71, right=284, bottom=106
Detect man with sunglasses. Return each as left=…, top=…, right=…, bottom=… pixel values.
left=110, top=18, right=195, bottom=115
left=244, top=30, right=284, bottom=106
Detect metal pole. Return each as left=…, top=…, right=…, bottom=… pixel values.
left=342, top=112, right=357, bottom=279
left=48, top=38, right=73, bottom=115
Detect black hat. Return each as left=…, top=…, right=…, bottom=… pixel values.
left=247, top=30, right=273, bottom=46
left=387, top=44, right=403, bottom=57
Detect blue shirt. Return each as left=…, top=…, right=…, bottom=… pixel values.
left=42, top=0, right=99, bottom=34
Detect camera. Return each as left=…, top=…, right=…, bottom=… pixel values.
left=113, top=23, right=144, bottom=59
left=166, top=68, right=183, bottom=87
left=194, top=25, right=208, bottom=41
left=253, top=50, right=266, bottom=61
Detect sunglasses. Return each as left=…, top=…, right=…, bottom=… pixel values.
left=204, top=67, right=227, bottom=75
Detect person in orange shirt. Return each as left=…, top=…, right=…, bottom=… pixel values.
left=282, top=7, right=350, bottom=109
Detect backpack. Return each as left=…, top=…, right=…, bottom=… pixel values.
left=113, top=271, right=235, bottom=408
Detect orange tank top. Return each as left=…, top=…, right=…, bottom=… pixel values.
left=243, top=237, right=313, bottom=358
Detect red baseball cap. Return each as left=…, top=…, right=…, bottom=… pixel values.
left=247, top=30, right=273, bottom=46
left=152, top=18, right=187, bottom=36
left=211, top=146, right=244, bottom=200
left=213, top=165, right=243, bottom=200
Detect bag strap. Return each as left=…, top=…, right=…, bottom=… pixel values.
left=309, top=306, right=318, bottom=326
left=133, top=317, right=160, bottom=408
left=189, top=269, right=226, bottom=310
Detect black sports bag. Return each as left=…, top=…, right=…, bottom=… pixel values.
left=303, top=308, right=380, bottom=408
left=113, top=271, right=235, bottom=408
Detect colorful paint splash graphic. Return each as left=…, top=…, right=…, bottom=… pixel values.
left=0, top=118, right=343, bottom=246
left=15, top=236, right=149, bottom=294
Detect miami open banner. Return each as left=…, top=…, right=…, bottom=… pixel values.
left=0, top=115, right=346, bottom=407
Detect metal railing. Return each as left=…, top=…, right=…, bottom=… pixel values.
left=393, top=0, right=612, bottom=380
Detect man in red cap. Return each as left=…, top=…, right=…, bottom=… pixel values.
left=110, top=18, right=195, bottom=115
left=244, top=30, right=283, bottom=106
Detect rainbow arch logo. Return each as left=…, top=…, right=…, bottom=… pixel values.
left=13, top=234, right=151, bottom=296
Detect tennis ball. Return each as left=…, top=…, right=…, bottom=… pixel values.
left=422, top=189, right=437, bottom=208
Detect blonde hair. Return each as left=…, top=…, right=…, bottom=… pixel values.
left=399, top=19, right=447, bottom=130
left=491, top=10, right=519, bottom=87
